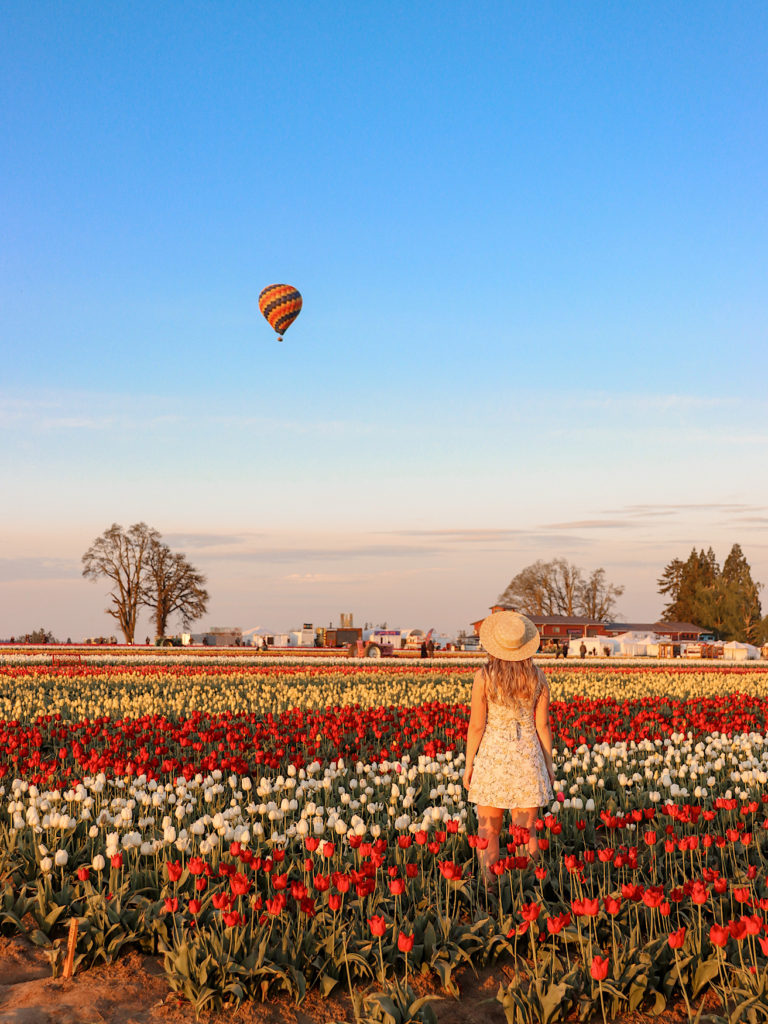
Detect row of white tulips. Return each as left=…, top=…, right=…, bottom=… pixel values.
left=4, top=730, right=768, bottom=874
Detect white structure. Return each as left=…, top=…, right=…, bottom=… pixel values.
left=567, top=635, right=621, bottom=657
left=287, top=625, right=317, bottom=647
left=723, top=641, right=761, bottom=661
left=612, top=632, right=660, bottom=657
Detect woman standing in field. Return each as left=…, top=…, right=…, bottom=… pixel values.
left=462, top=610, right=555, bottom=878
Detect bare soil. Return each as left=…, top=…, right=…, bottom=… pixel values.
left=0, top=936, right=722, bottom=1024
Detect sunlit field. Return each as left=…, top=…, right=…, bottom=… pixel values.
left=1, top=650, right=768, bottom=1020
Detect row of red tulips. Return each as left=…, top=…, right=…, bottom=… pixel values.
left=0, top=692, right=766, bottom=785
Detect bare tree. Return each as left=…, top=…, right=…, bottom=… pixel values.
left=578, top=568, right=624, bottom=620
left=498, top=559, right=559, bottom=615
left=499, top=558, right=584, bottom=615
left=499, top=559, right=623, bottom=620
left=82, top=523, right=160, bottom=643
left=141, top=542, right=209, bottom=638
left=550, top=558, right=583, bottom=616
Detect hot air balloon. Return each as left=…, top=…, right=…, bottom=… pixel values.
left=258, top=284, right=302, bottom=341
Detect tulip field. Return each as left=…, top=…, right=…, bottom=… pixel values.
left=1, top=655, right=768, bottom=1021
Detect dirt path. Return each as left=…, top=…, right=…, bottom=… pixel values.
left=0, top=936, right=510, bottom=1024
left=0, top=937, right=704, bottom=1024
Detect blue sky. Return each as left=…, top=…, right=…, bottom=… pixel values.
left=2, top=2, right=767, bottom=638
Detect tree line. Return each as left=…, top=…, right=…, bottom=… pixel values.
left=82, top=523, right=209, bottom=643
left=658, top=544, right=766, bottom=644
left=499, top=544, right=766, bottom=644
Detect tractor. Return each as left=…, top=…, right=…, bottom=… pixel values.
left=348, top=638, right=396, bottom=658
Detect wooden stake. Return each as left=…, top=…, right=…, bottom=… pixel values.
left=63, top=918, right=78, bottom=979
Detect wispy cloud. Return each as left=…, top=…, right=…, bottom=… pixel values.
left=164, top=533, right=258, bottom=549
left=722, top=516, right=768, bottom=528
left=540, top=519, right=632, bottom=530
left=571, top=393, right=740, bottom=413
left=0, top=557, right=81, bottom=582
left=386, top=529, right=525, bottom=541
left=201, top=543, right=444, bottom=563
left=386, top=527, right=599, bottom=548
left=284, top=573, right=370, bottom=585
left=603, top=503, right=760, bottom=518
left=0, top=393, right=372, bottom=438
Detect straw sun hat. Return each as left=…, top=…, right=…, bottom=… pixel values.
left=479, top=610, right=540, bottom=661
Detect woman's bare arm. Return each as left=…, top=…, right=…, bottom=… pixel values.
left=534, top=675, right=555, bottom=786
left=462, top=669, right=488, bottom=788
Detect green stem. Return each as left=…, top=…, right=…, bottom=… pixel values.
left=674, top=949, right=693, bottom=1024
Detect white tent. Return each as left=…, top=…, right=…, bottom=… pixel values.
left=612, top=631, right=659, bottom=657
left=567, top=635, right=621, bottom=657
left=723, top=641, right=761, bottom=661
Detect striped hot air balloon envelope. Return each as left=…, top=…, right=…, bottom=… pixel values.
left=258, top=284, right=302, bottom=341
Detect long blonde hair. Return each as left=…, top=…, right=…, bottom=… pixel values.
left=484, top=655, right=541, bottom=705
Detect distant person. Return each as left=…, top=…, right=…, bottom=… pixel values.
left=579, top=641, right=587, bottom=659
left=420, top=640, right=428, bottom=658
left=427, top=638, right=435, bottom=658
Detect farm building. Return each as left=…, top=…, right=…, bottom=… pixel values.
left=471, top=606, right=705, bottom=643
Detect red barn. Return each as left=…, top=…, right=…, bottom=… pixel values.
left=471, top=605, right=704, bottom=644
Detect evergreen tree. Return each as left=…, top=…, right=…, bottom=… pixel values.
left=658, top=544, right=763, bottom=642
left=657, top=557, right=685, bottom=620
left=720, top=543, right=763, bottom=643
left=659, top=548, right=707, bottom=623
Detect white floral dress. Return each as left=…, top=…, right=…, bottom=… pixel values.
left=467, top=670, right=553, bottom=809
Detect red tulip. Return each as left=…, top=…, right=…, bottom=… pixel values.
left=520, top=902, right=541, bottom=923
left=397, top=932, right=415, bottom=952
left=710, top=924, right=729, bottom=947
left=590, top=955, right=609, bottom=981
left=603, top=895, right=621, bottom=916
left=743, top=915, right=762, bottom=936
left=438, top=860, right=462, bottom=881
left=266, top=894, right=286, bottom=916
left=230, top=872, right=251, bottom=897
left=729, top=919, right=747, bottom=941
left=369, top=915, right=387, bottom=937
